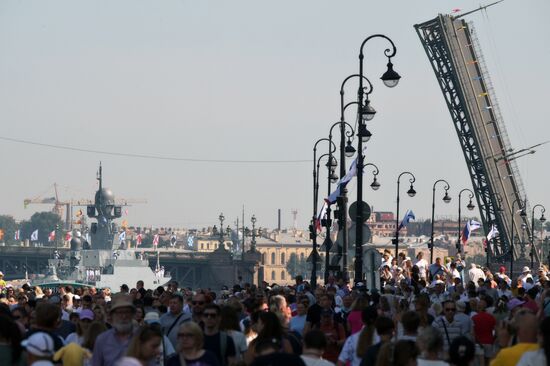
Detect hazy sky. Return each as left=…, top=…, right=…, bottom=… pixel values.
left=1, top=0, right=548, bottom=231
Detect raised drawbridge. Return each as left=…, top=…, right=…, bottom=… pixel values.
left=414, top=4, right=537, bottom=267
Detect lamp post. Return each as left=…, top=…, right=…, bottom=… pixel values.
left=394, top=172, right=416, bottom=259
left=218, top=213, right=225, bottom=251
left=430, top=179, right=452, bottom=263
left=531, top=204, right=546, bottom=268
left=354, top=34, right=401, bottom=285
left=510, top=198, right=526, bottom=276
left=457, top=189, right=475, bottom=255
left=250, top=214, right=257, bottom=252
left=310, top=138, right=336, bottom=289
left=328, top=119, right=355, bottom=278
left=315, top=151, right=338, bottom=283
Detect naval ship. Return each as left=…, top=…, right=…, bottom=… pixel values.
left=34, top=165, right=169, bottom=290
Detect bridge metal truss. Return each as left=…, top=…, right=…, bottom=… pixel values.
left=414, top=15, right=532, bottom=263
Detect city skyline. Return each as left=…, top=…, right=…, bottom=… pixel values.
left=1, top=0, right=548, bottom=230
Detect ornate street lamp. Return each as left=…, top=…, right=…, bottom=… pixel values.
left=354, top=34, right=400, bottom=285
left=531, top=204, right=546, bottom=268
left=310, top=138, right=336, bottom=288
left=456, top=189, right=475, bottom=255
left=250, top=214, right=257, bottom=252
left=316, top=152, right=338, bottom=284
left=394, top=172, right=416, bottom=259
left=430, top=179, right=451, bottom=263
left=218, top=213, right=226, bottom=251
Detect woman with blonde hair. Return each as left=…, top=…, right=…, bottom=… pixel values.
left=166, top=321, right=220, bottom=366
left=33, top=286, right=44, bottom=299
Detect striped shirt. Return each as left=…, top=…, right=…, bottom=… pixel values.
left=432, top=316, right=465, bottom=352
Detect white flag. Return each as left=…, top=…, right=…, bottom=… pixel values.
left=486, top=224, right=499, bottom=240
left=153, top=234, right=159, bottom=247
left=30, top=229, right=38, bottom=241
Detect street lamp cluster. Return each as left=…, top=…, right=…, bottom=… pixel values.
left=309, top=34, right=546, bottom=288
left=309, top=34, right=402, bottom=287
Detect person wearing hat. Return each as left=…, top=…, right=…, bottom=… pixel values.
left=91, top=293, right=137, bottom=366
left=65, top=309, right=94, bottom=346
left=495, top=266, right=512, bottom=286
left=429, top=280, right=447, bottom=304
left=22, top=331, right=56, bottom=366
left=519, top=267, right=534, bottom=288
left=467, top=263, right=486, bottom=287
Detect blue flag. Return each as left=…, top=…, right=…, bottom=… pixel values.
left=398, top=209, right=415, bottom=232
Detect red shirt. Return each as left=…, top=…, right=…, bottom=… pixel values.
left=472, top=311, right=496, bottom=344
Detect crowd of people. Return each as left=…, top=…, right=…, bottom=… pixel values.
left=1, top=250, right=550, bottom=366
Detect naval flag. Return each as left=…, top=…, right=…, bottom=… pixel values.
left=486, top=224, right=499, bottom=241
left=30, top=229, right=38, bottom=241
left=48, top=230, right=55, bottom=242
left=398, top=209, right=415, bottom=232
left=315, top=202, right=327, bottom=232
left=118, top=231, right=126, bottom=244
left=14, top=229, right=20, bottom=241
left=187, top=235, right=194, bottom=248
left=136, top=233, right=143, bottom=247
left=462, top=220, right=481, bottom=244
left=153, top=234, right=160, bottom=248
left=325, top=147, right=365, bottom=204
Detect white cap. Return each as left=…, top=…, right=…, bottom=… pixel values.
left=143, top=312, right=160, bottom=324
left=522, top=266, right=531, bottom=273
left=21, top=332, right=55, bottom=357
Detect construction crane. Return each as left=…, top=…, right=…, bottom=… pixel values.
left=24, top=183, right=147, bottom=231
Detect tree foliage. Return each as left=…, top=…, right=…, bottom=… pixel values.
left=0, top=215, right=18, bottom=244
left=20, top=212, right=63, bottom=244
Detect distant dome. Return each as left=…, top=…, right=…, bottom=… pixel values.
left=95, top=188, right=115, bottom=206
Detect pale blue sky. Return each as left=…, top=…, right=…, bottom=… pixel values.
left=1, top=0, right=548, bottom=230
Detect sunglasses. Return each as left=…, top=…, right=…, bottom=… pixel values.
left=203, top=313, right=217, bottom=318
left=177, top=333, right=194, bottom=338
left=445, top=308, right=456, bottom=312
left=192, top=301, right=205, bottom=305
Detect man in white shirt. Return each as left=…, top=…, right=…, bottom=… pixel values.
left=414, top=252, right=429, bottom=280
left=467, top=263, right=485, bottom=286
left=518, top=267, right=534, bottom=287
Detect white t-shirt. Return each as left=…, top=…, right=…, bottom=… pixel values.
left=301, top=355, right=335, bottom=366
left=415, top=259, right=428, bottom=277
left=337, top=328, right=379, bottom=366
left=517, top=349, right=546, bottom=366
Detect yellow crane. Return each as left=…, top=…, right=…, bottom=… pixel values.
left=24, top=183, right=147, bottom=230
